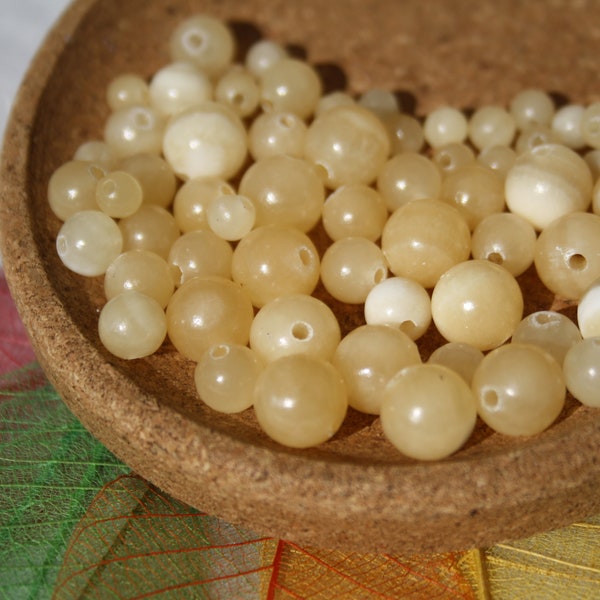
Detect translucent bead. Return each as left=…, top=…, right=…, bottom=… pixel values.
left=172, top=177, right=235, bottom=233
left=471, top=343, right=565, bottom=436
left=149, top=62, right=213, bottom=116
left=383, top=113, right=425, bottom=154
left=231, top=225, right=320, bottom=308
left=476, top=145, right=516, bottom=179
left=380, top=364, right=477, bottom=460
left=364, top=277, right=431, bottom=341
left=534, top=212, right=600, bottom=300
left=320, top=237, right=388, bottom=304
left=468, top=105, right=516, bottom=150
left=106, top=73, right=150, bottom=111
left=118, top=205, right=180, bottom=260
left=315, top=91, right=355, bottom=117
left=514, top=125, right=559, bottom=154
left=167, top=229, right=233, bottom=285
left=195, top=343, right=264, bottom=413
left=245, top=39, right=287, bottom=78
left=580, top=102, right=600, bottom=149
left=381, top=199, right=471, bottom=288
left=253, top=354, right=347, bottom=448
left=104, top=249, right=175, bottom=308
left=247, top=111, right=307, bottom=160
left=471, top=212, right=537, bottom=277
left=505, top=143, right=593, bottom=230
left=431, top=259, right=523, bottom=351
left=104, top=105, right=165, bottom=158
left=593, top=179, right=600, bottom=216
left=376, top=152, right=441, bottom=212
left=215, top=65, right=260, bottom=118
left=259, top=58, right=322, bottom=120
left=119, top=153, right=177, bottom=209
left=428, top=342, right=484, bottom=385
left=439, top=164, right=505, bottom=230
left=431, top=143, right=475, bottom=177
left=166, top=276, right=254, bottom=362
left=169, top=14, right=235, bottom=78
left=95, top=170, right=143, bottom=218
left=238, top=155, right=324, bottom=232
left=584, top=149, right=600, bottom=180
left=162, top=102, right=247, bottom=181
left=250, top=294, right=341, bottom=362
left=98, top=292, right=167, bottom=360
left=304, top=104, right=390, bottom=189
left=577, top=278, right=600, bottom=338
left=56, top=210, right=123, bottom=277
left=321, top=184, right=388, bottom=242
left=73, top=140, right=117, bottom=169
left=563, top=337, right=600, bottom=407
left=357, top=88, right=399, bottom=121
left=48, top=160, right=107, bottom=221
left=207, top=194, right=256, bottom=241
left=423, top=106, right=468, bottom=148
left=512, top=311, right=582, bottom=365
left=509, top=89, right=555, bottom=130
left=332, top=324, right=421, bottom=415
left=551, top=104, right=586, bottom=149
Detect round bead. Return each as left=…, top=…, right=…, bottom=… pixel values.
left=364, top=277, right=431, bottom=341
left=73, top=140, right=117, bottom=169
left=505, top=143, right=593, bottom=230
left=195, top=344, right=264, bottom=413
left=509, top=89, right=555, bottom=130
left=162, top=102, right=247, bottom=181
left=166, top=276, right=254, bottom=362
left=471, top=343, right=566, bottom=436
left=320, top=237, right=388, bottom=304
left=95, top=170, right=143, bottom=218
left=315, top=91, right=356, bottom=117
left=428, top=342, right=484, bottom=385
left=593, top=179, right=600, bottom=216
left=534, top=212, right=600, bottom=300
left=563, top=337, right=600, bottom=407
left=577, top=278, right=600, bottom=338
left=253, top=354, right=347, bottom=448
left=250, top=294, right=341, bottom=362
left=584, top=149, right=600, bottom=180
left=477, top=145, right=517, bottom=179
left=304, top=104, right=390, bottom=189
left=106, top=73, right=150, bottom=111
left=423, top=106, right=468, bottom=148
left=380, top=364, right=477, bottom=461
left=551, top=104, right=586, bottom=149
left=56, top=210, right=123, bottom=277
left=333, top=324, right=421, bottom=415
left=245, top=39, right=288, bottom=77
left=357, top=88, right=399, bottom=121
left=431, top=143, right=475, bottom=177
left=383, top=113, right=425, bottom=154
left=248, top=111, right=307, bottom=160
left=514, top=125, right=559, bottom=155
left=468, top=105, right=516, bottom=150
left=98, top=292, right=167, bottom=360
left=231, top=225, right=320, bottom=308
left=104, top=105, right=165, bottom=158
left=580, top=102, right=600, bottom=149
left=381, top=199, right=471, bottom=289
left=207, top=194, right=256, bottom=241
left=119, top=153, right=177, bottom=209
left=215, top=65, right=260, bottom=118
left=431, top=259, right=523, bottom=351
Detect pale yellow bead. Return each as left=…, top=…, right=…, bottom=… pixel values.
left=119, top=153, right=177, bottom=209
left=477, top=145, right=516, bottom=180
left=73, top=141, right=117, bottom=169
left=509, top=89, right=555, bottom=130
left=96, top=170, right=143, bottom=219
left=563, top=337, right=600, bottom=407
left=245, top=39, right=288, bottom=78
left=428, top=342, right=484, bottom=385
left=315, top=91, right=356, bottom=117
left=423, top=106, right=468, bottom=148
left=248, top=111, right=307, bottom=160
left=357, top=88, right=399, bottom=121
left=468, top=105, right=516, bottom=150
left=432, top=143, right=475, bottom=177
left=106, top=73, right=150, bottom=111
left=104, top=105, right=166, bottom=158
left=383, top=113, right=425, bottom=154
left=215, top=65, right=260, bottom=118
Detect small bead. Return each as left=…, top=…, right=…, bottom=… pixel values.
left=477, top=145, right=516, bottom=179
left=563, top=337, right=600, bottom=407
left=73, top=140, right=117, bottom=169
left=584, top=149, right=600, bottom=180
left=357, top=88, right=399, bottom=121
left=514, top=125, right=559, bottom=154
left=245, top=39, right=288, bottom=78
left=215, top=65, right=260, bottom=118
left=577, top=278, right=600, bottom=338
left=551, top=104, right=586, bottom=149
left=383, top=113, right=425, bottom=154
left=119, top=153, right=177, bottom=209
left=106, top=73, right=150, bottom=111
left=315, top=91, right=356, bottom=117
left=428, top=342, right=484, bottom=385
left=580, top=102, right=600, bottom=149
left=509, top=89, right=555, bottom=130
left=95, top=170, right=143, bottom=218
left=423, top=106, right=468, bottom=148
left=248, top=111, right=307, bottom=160
left=468, top=105, right=516, bottom=150
left=104, top=105, right=166, bottom=158
left=207, top=194, right=256, bottom=241
left=593, top=179, right=600, bottom=216
left=431, top=143, right=475, bottom=177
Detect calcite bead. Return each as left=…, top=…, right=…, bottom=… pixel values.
left=514, top=125, right=559, bottom=154
left=304, top=104, right=390, bottom=189
left=423, top=106, right=468, bottom=148
left=580, top=102, right=600, bottom=149
left=215, top=65, right=260, bottom=118
left=104, top=105, right=166, bottom=158
left=207, top=194, right=256, bottom=242
left=381, top=199, right=471, bottom=289
left=551, top=104, right=586, bottom=149
left=428, top=342, right=484, bottom=385
left=253, top=354, right=347, bottom=448
left=73, top=141, right=117, bottom=169
left=584, top=148, right=600, bottom=180
left=431, top=259, right=524, bottom=351
left=471, top=343, right=566, bottom=436
left=509, top=89, right=555, bottom=130
left=119, top=153, right=177, bottom=209
left=357, top=88, right=400, bottom=121
left=563, top=337, right=600, bottom=407
left=380, top=364, right=477, bottom=461
left=577, top=278, right=600, bottom=338
left=593, top=179, right=600, bottom=216
left=468, top=105, right=516, bottom=150
left=432, top=143, right=475, bottom=177
left=332, top=324, right=421, bottom=415
left=534, top=212, right=600, bottom=300
left=95, top=171, right=143, bottom=218
left=315, top=91, right=356, bottom=117
left=248, top=111, right=307, bottom=160
left=505, top=143, right=593, bottom=230
left=476, top=145, right=516, bottom=179
left=383, top=113, right=425, bottom=154
left=106, top=73, right=150, bottom=111
left=245, top=39, right=288, bottom=78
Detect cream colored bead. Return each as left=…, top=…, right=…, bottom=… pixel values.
left=207, top=194, right=256, bottom=241
left=428, top=342, right=484, bottom=385
left=551, top=104, right=586, bottom=149
left=215, top=65, right=260, bottom=118
left=468, top=105, right=516, bottom=150
left=73, top=141, right=117, bottom=169
left=383, top=113, right=425, bottom=154
left=315, top=91, right=356, bottom=117
left=248, top=111, right=307, bottom=160
left=563, top=337, right=600, bottom=407
left=592, top=179, right=600, bottom=216
left=577, top=278, right=600, bottom=338
left=432, top=143, right=475, bottom=177
left=580, top=102, right=600, bottom=149
left=423, top=106, right=468, bottom=148
left=509, top=89, right=555, bottom=130
left=104, top=105, right=166, bottom=158
left=477, top=144, right=516, bottom=179
left=357, top=88, right=399, bottom=121
left=119, top=153, right=177, bottom=210
left=245, top=39, right=288, bottom=77
left=106, top=73, right=150, bottom=111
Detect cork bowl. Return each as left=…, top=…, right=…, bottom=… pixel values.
left=1, top=0, right=599, bottom=554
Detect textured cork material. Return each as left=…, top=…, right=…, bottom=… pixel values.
left=0, top=0, right=599, bottom=553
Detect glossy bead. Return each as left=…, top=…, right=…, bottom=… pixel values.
left=509, top=89, right=555, bottom=130
left=73, top=140, right=117, bottom=169
left=505, top=143, right=593, bottom=230
left=253, top=354, right=347, bottom=448
left=584, top=149, right=600, bottom=180
left=471, top=212, right=537, bottom=277
left=333, top=324, right=421, bottom=415
left=357, top=88, right=399, bottom=121
left=166, top=276, right=254, bottom=362
left=364, top=277, right=431, bottom=341
left=104, top=249, right=175, bottom=308
left=593, top=179, right=600, bottom=216
left=383, top=113, right=425, bottom=154
left=95, top=170, right=143, bottom=218
left=106, top=73, right=150, bottom=111
left=315, top=91, right=355, bottom=117
left=428, top=342, right=484, bottom=385
left=376, top=152, right=441, bottom=212
left=207, top=194, right=256, bottom=241
left=423, top=106, right=468, bottom=148
left=320, top=237, right=388, bottom=304
left=563, top=337, right=600, bottom=407
left=381, top=364, right=477, bottom=460
left=104, top=105, right=165, bottom=158
left=477, top=145, right=516, bottom=179
left=231, top=225, right=320, bottom=308
left=381, top=199, right=471, bottom=288
left=215, top=65, right=260, bottom=118
left=98, top=292, right=167, bottom=360
left=471, top=343, right=565, bottom=436
left=238, top=155, right=324, bottom=232
left=56, top=210, right=122, bottom=277
left=577, top=278, right=600, bottom=338
left=551, top=104, right=586, bottom=149
left=245, top=39, right=288, bottom=77
left=248, top=111, right=307, bottom=160
left=514, top=125, right=559, bottom=154
left=431, top=143, right=475, bottom=177
left=162, top=102, right=247, bottom=181
left=512, top=311, right=582, bottom=365
left=321, top=184, right=388, bottom=242
left=468, top=105, right=516, bottom=150
left=431, top=259, right=523, bottom=351
left=580, top=102, right=600, bottom=149
left=250, top=294, right=341, bottom=362
left=195, top=344, right=264, bottom=413
left=119, top=153, right=177, bottom=209
left=168, top=229, right=233, bottom=285
left=304, top=104, right=390, bottom=188
left=534, top=212, right=600, bottom=300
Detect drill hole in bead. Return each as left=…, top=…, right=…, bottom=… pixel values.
left=399, top=320, right=419, bottom=339
left=133, top=108, right=152, bottom=130
left=277, top=114, right=295, bottom=129
left=291, top=321, right=313, bottom=341
left=482, top=389, right=500, bottom=411
left=487, top=251, right=504, bottom=266
left=374, top=267, right=387, bottom=284
left=100, top=179, right=117, bottom=198
left=210, top=344, right=231, bottom=359
left=183, top=31, right=206, bottom=53
left=568, top=253, right=587, bottom=271
left=534, top=312, right=555, bottom=325
left=89, top=164, right=106, bottom=180
left=298, top=247, right=312, bottom=267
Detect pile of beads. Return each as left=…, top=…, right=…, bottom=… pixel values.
left=49, top=14, right=600, bottom=459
